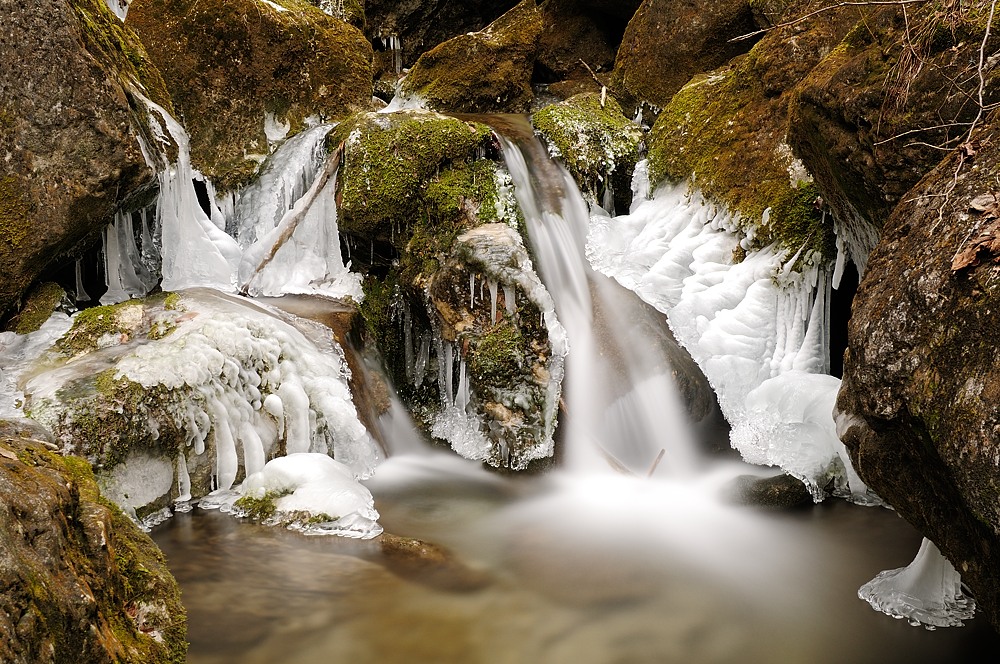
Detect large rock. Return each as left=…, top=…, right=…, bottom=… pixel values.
left=365, top=0, right=518, bottom=71
left=645, top=0, right=858, bottom=259
left=790, top=4, right=1000, bottom=270
left=400, top=0, right=544, bottom=113
left=0, top=419, right=186, bottom=663
left=0, top=0, right=166, bottom=320
left=837, top=124, right=1000, bottom=632
left=127, top=0, right=374, bottom=191
left=610, top=0, right=760, bottom=112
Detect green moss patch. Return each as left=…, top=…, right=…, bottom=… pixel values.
left=8, top=283, right=68, bottom=335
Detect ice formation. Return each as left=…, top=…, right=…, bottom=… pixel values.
left=429, top=223, right=567, bottom=468
left=22, top=290, right=380, bottom=528
left=859, top=538, right=976, bottom=629
left=237, top=453, right=383, bottom=538
left=588, top=174, right=869, bottom=495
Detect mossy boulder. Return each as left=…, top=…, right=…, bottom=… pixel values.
left=400, top=0, right=544, bottom=113
left=364, top=0, right=520, bottom=75
left=0, top=0, right=167, bottom=321
left=0, top=418, right=186, bottom=663
left=127, top=0, right=375, bottom=191
left=532, top=92, right=644, bottom=212
left=328, top=109, right=499, bottom=259
left=837, top=121, right=1000, bottom=633
left=646, top=0, right=861, bottom=260
left=789, top=4, right=1000, bottom=268
left=609, top=0, right=761, bottom=113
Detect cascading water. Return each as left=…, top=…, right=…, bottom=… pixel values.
left=492, top=116, right=700, bottom=478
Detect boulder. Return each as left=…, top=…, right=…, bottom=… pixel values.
left=0, top=0, right=166, bottom=320
left=400, top=0, right=544, bottom=113
left=837, top=123, right=1000, bottom=632
left=789, top=4, right=1000, bottom=270
left=610, top=0, right=760, bottom=113
left=127, top=0, right=374, bottom=191
left=0, top=418, right=186, bottom=663
left=645, top=0, right=859, bottom=260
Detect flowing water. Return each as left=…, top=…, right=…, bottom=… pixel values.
left=144, top=119, right=1000, bottom=662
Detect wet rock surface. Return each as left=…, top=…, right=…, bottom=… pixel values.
left=0, top=418, right=186, bottom=663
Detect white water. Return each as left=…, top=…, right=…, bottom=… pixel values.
left=498, top=125, right=698, bottom=477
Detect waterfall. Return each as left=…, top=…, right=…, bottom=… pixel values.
left=494, top=117, right=699, bottom=478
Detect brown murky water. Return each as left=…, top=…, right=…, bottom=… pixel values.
left=152, top=462, right=1000, bottom=664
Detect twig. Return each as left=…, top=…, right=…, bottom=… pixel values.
left=239, top=141, right=344, bottom=294
left=647, top=449, right=666, bottom=477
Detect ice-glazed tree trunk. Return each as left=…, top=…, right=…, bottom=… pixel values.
left=859, top=537, right=976, bottom=629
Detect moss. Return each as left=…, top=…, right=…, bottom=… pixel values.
left=329, top=110, right=495, bottom=245
left=647, top=28, right=836, bottom=259
left=532, top=92, right=643, bottom=203
left=128, top=0, right=373, bottom=191
left=469, top=321, right=525, bottom=388
left=54, top=300, right=147, bottom=357
left=67, top=0, right=172, bottom=109
left=400, top=0, right=543, bottom=113
left=9, top=282, right=67, bottom=335
left=0, top=175, right=34, bottom=251
left=162, top=292, right=183, bottom=310
left=234, top=491, right=283, bottom=521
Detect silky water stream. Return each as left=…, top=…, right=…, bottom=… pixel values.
left=131, top=116, right=1000, bottom=662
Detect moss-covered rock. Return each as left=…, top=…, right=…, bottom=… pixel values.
left=127, top=0, right=375, bottom=191
left=0, top=0, right=164, bottom=321
left=535, top=0, right=621, bottom=85
left=400, top=0, right=544, bottom=113
left=0, top=418, right=186, bottom=663
left=532, top=92, right=643, bottom=211
left=646, top=0, right=860, bottom=260
left=609, top=0, right=761, bottom=114
left=328, top=109, right=498, bottom=255
left=789, top=3, right=1000, bottom=268
left=5, top=283, right=71, bottom=335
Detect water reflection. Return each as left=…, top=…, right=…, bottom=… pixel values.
left=152, top=463, right=1000, bottom=664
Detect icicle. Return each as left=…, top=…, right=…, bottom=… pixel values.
left=444, top=342, right=454, bottom=405
left=469, top=273, right=476, bottom=309
left=175, top=453, right=192, bottom=505
left=101, top=222, right=129, bottom=305
left=414, top=334, right=430, bottom=387
left=502, top=283, right=517, bottom=317
left=455, top=358, right=470, bottom=412
left=74, top=259, right=92, bottom=305
left=602, top=180, right=615, bottom=215
left=208, top=398, right=239, bottom=491
left=488, top=279, right=499, bottom=322
left=403, top=305, right=414, bottom=385
left=832, top=227, right=847, bottom=289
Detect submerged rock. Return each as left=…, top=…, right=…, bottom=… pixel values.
left=0, top=0, right=167, bottom=319
left=720, top=473, right=812, bottom=510
left=838, top=122, right=1000, bottom=632
left=0, top=418, right=186, bottom=663
left=399, top=0, right=544, bottom=113
left=127, top=0, right=374, bottom=191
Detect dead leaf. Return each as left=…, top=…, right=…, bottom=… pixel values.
left=968, top=193, right=997, bottom=213
left=952, top=218, right=1000, bottom=272
left=0, top=447, right=18, bottom=461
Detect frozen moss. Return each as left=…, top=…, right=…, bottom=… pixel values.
left=8, top=282, right=68, bottom=335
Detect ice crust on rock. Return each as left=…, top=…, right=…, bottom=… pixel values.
left=588, top=178, right=868, bottom=498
